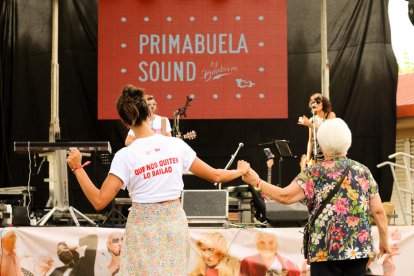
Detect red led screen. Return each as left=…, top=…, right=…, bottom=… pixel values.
left=98, top=0, right=287, bottom=119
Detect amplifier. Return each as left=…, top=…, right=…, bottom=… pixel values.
left=181, top=190, right=228, bottom=219
left=265, top=201, right=308, bottom=227
left=13, top=206, right=30, bottom=226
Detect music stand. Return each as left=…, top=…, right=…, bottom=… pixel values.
left=274, top=140, right=294, bottom=186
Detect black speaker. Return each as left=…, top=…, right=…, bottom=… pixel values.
left=13, top=206, right=30, bottom=226
left=249, top=184, right=309, bottom=227
left=181, top=190, right=228, bottom=218
left=265, top=201, right=308, bottom=227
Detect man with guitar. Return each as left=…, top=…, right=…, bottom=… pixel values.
left=297, top=93, right=336, bottom=170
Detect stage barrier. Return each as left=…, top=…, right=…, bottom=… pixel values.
left=0, top=226, right=412, bottom=275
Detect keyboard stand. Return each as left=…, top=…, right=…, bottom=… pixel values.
left=37, top=206, right=96, bottom=226
left=13, top=141, right=111, bottom=226
left=36, top=150, right=96, bottom=226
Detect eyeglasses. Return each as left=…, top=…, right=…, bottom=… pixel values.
left=111, top=237, right=123, bottom=243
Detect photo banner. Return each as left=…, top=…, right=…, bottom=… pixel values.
left=98, top=0, right=287, bottom=119
left=2, top=226, right=411, bottom=275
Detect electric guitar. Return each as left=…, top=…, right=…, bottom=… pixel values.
left=300, top=154, right=315, bottom=171
left=263, top=148, right=275, bottom=184
left=182, top=130, right=197, bottom=140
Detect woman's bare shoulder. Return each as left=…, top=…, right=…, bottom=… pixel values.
left=327, top=112, right=336, bottom=119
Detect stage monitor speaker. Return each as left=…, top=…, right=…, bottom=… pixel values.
left=265, top=201, right=308, bottom=227
left=13, top=206, right=30, bottom=226
left=181, top=190, right=228, bottom=219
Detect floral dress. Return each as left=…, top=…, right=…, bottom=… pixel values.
left=296, top=157, right=378, bottom=263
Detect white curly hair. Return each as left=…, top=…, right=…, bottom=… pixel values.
left=317, top=118, right=352, bottom=156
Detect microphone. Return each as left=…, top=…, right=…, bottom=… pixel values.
left=311, top=103, right=316, bottom=109
left=239, top=142, right=244, bottom=148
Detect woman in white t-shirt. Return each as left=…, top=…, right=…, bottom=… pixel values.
left=67, top=84, right=250, bottom=275
left=124, top=94, right=172, bottom=146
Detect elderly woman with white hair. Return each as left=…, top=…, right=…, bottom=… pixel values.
left=243, top=118, right=390, bottom=276
left=240, top=230, right=300, bottom=276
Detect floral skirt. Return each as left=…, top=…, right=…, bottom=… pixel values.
left=119, top=200, right=189, bottom=276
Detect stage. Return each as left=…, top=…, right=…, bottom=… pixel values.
left=1, top=225, right=413, bottom=275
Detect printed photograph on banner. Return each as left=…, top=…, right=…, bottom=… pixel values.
left=187, top=228, right=304, bottom=276
left=98, top=0, right=287, bottom=119
left=189, top=231, right=241, bottom=275
left=10, top=227, right=125, bottom=276
left=1, top=226, right=412, bottom=275
left=239, top=229, right=301, bottom=276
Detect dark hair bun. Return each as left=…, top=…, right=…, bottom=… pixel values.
left=117, top=84, right=149, bottom=127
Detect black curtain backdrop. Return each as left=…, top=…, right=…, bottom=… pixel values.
left=0, top=0, right=397, bottom=214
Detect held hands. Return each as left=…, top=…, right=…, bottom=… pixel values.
left=242, top=168, right=260, bottom=186
left=298, top=115, right=311, bottom=127
left=66, top=148, right=82, bottom=171
left=237, top=160, right=251, bottom=175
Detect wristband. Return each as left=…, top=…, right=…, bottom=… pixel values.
left=72, top=161, right=91, bottom=173
left=255, top=179, right=263, bottom=191
left=255, top=179, right=269, bottom=201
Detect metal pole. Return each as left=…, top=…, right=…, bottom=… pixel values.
left=49, top=0, right=60, bottom=142
left=42, top=0, right=95, bottom=226
left=44, top=0, right=64, bottom=225
left=321, top=0, right=330, bottom=99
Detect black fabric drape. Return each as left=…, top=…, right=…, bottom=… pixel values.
left=0, top=0, right=397, bottom=212
left=287, top=0, right=397, bottom=200
left=0, top=0, right=17, bottom=187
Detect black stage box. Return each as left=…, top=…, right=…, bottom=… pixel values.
left=181, top=190, right=228, bottom=218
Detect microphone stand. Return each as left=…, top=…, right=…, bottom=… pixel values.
left=173, top=111, right=181, bottom=138
left=172, top=96, right=193, bottom=138
left=214, top=143, right=244, bottom=190
left=311, top=107, right=318, bottom=161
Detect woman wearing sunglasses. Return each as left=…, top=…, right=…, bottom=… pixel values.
left=298, top=93, right=336, bottom=169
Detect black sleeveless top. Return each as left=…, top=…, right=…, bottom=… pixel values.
left=311, top=112, right=330, bottom=162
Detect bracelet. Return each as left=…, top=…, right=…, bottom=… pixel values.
left=255, top=179, right=263, bottom=191
left=255, top=179, right=269, bottom=201
left=72, top=161, right=91, bottom=173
